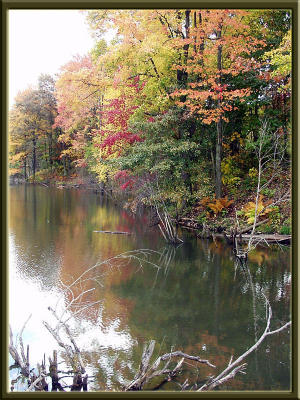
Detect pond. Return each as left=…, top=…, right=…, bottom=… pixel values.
left=9, top=184, right=291, bottom=391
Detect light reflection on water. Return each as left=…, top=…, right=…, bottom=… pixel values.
left=9, top=184, right=291, bottom=391
left=9, top=232, right=139, bottom=391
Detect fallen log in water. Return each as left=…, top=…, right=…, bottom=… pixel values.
left=93, top=230, right=132, bottom=235
left=178, top=217, right=291, bottom=245
left=220, top=232, right=291, bottom=245
left=238, top=233, right=291, bottom=244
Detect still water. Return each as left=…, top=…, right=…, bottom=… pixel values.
left=9, top=184, right=291, bottom=391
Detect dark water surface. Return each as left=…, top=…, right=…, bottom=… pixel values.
left=9, top=185, right=291, bottom=391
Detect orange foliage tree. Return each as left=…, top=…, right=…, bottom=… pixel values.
left=171, top=9, right=266, bottom=197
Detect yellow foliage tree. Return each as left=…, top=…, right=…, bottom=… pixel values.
left=242, top=195, right=272, bottom=224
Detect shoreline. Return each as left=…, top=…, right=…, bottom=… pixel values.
left=9, top=180, right=291, bottom=245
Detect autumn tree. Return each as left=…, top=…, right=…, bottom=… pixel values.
left=10, top=88, right=44, bottom=180
left=53, top=55, right=107, bottom=175
left=37, top=74, right=58, bottom=172
left=9, top=97, right=31, bottom=180
left=85, top=9, right=201, bottom=199
left=46, top=8, right=291, bottom=215
left=171, top=9, right=267, bottom=198
left=9, top=76, right=59, bottom=181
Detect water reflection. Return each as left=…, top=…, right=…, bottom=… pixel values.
left=9, top=185, right=291, bottom=391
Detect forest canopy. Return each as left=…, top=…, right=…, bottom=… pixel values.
left=9, top=9, right=292, bottom=234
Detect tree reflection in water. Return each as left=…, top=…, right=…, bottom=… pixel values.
left=9, top=186, right=291, bottom=391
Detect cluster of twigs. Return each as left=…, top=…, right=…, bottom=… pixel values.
left=9, top=310, right=88, bottom=392
left=246, top=120, right=290, bottom=252
left=10, top=335, right=83, bottom=391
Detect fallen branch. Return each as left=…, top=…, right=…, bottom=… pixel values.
left=47, top=306, right=85, bottom=374
left=42, top=321, right=74, bottom=366
left=125, top=341, right=216, bottom=391
left=201, top=363, right=247, bottom=390
left=26, top=374, right=46, bottom=392
left=93, top=230, right=132, bottom=235
left=160, top=351, right=216, bottom=368
left=238, top=218, right=269, bottom=234
left=198, top=293, right=291, bottom=391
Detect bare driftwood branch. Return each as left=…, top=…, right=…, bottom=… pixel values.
left=197, top=293, right=291, bottom=391
left=9, top=318, right=32, bottom=377
left=42, top=321, right=74, bottom=366
left=125, top=340, right=216, bottom=391
left=18, top=314, right=32, bottom=369
left=46, top=306, right=85, bottom=374
left=26, top=374, right=46, bottom=392
left=160, top=351, right=216, bottom=368
left=201, top=363, right=247, bottom=390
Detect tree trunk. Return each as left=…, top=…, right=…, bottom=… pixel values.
left=215, top=33, right=223, bottom=199
left=24, top=157, right=27, bottom=181
left=215, top=120, right=223, bottom=198
left=63, top=157, right=67, bottom=177
left=44, top=141, right=48, bottom=168
left=32, top=135, right=36, bottom=182
left=211, top=149, right=216, bottom=184
left=184, top=10, right=190, bottom=59
left=176, top=10, right=193, bottom=193
left=177, top=10, right=190, bottom=95
left=49, top=350, right=64, bottom=391
left=48, top=132, right=53, bottom=172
